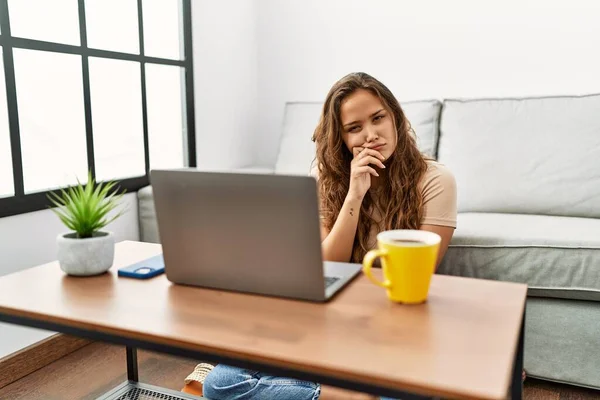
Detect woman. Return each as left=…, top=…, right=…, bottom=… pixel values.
left=197, top=72, right=457, bottom=400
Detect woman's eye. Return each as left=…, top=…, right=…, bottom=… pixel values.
left=373, top=115, right=383, bottom=122
left=348, top=126, right=360, bottom=133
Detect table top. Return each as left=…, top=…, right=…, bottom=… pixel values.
left=0, top=241, right=527, bottom=400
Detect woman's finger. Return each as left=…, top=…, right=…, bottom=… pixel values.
left=352, top=147, right=364, bottom=158
left=358, top=148, right=385, bottom=161
left=356, top=155, right=385, bottom=169
left=354, top=165, right=379, bottom=177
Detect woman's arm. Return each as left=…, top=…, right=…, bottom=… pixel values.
left=419, top=162, right=458, bottom=269
left=320, top=147, right=385, bottom=262
left=320, top=196, right=363, bottom=262
left=420, top=224, right=454, bottom=269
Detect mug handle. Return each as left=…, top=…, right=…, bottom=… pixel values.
left=362, top=249, right=392, bottom=289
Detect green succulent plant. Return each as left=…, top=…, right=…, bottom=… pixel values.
left=47, top=170, right=126, bottom=239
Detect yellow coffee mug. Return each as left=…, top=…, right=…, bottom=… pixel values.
left=362, top=230, right=441, bottom=304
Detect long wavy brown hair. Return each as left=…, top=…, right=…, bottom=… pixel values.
left=311, top=72, right=429, bottom=263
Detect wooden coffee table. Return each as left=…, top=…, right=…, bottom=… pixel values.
left=0, top=241, right=526, bottom=399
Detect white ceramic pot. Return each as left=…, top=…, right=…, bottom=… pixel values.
left=57, top=231, right=115, bottom=276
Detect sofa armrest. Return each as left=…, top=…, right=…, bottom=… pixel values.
left=137, top=185, right=160, bottom=244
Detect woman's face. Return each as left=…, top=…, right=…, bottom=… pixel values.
left=339, top=89, right=397, bottom=159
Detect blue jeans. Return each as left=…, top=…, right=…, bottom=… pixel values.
left=203, top=364, right=396, bottom=400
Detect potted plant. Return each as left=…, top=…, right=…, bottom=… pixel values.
left=47, top=171, right=126, bottom=276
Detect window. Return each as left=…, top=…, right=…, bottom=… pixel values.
left=88, top=57, right=145, bottom=181
left=13, top=49, right=88, bottom=193
left=146, top=63, right=186, bottom=170
left=84, top=0, right=139, bottom=54
left=142, top=0, right=184, bottom=60
left=8, top=0, right=81, bottom=46
left=0, top=0, right=196, bottom=217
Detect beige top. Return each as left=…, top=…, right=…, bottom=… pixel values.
left=314, top=160, right=457, bottom=249
left=419, top=161, right=457, bottom=228
left=365, top=161, right=457, bottom=249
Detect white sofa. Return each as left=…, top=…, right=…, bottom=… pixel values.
left=138, top=94, right=600, bottom=389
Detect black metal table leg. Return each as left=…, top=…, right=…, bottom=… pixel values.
left=126, top=346, right=139, bottom=382
left=510, top=309, right=525, bottom=399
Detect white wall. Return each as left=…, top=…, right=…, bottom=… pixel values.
left=255, top=0, right=600, bottom=166
left=192, top=0, right=258, bottom=170
left=0, top=193, right=139, bottom=358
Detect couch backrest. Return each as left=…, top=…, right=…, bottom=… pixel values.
left=274, top=100, right=442, bottom=175
left=437, top=94, right=600, bottom=218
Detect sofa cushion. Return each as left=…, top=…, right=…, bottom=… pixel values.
left=438, top=213, right=600, bottom=301
left=275, top=100, right=442, bottom=175
left=437, top=94, right=600, bottom=218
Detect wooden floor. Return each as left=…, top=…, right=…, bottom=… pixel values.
left=0, top=342, right=198, bottom=400
left=0, top=340, right=599, bottom=399
left=523, top=378, right=600, bottom=400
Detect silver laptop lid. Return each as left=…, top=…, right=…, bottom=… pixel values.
left=150, top=169, right=327, bottom=301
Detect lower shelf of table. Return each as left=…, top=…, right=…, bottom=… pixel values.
left=96, top=381, right=205, bottom=400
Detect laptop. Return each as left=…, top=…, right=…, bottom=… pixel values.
left=150, top=169, right=362, bottom=302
